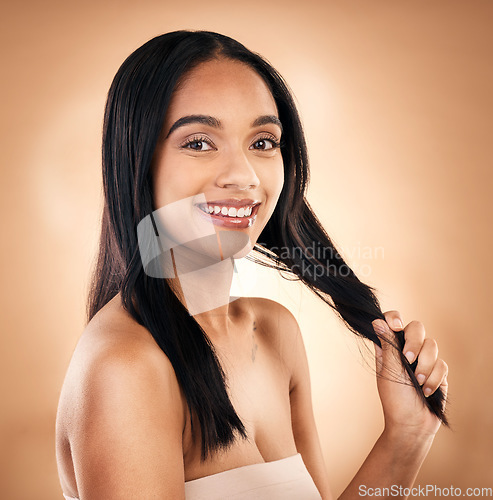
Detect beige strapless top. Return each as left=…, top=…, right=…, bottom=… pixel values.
left=62, top=453, right=322, bottom=499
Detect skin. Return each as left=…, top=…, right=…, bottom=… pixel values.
left=55, top=58, right=449, bottom=499
left=149, top=57, right=284, bottom=322
left=337, top=315, right=449, bottom=499
left=150, top=58, right=284, bottom=261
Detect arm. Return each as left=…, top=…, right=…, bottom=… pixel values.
left=338, top=430, right=433, bottom=498
left=284, top=305, right=448, bottom=500
left=339, top=312, right=448, bottom=499
left=278, top=304, right=334, bottom=499
left=69, top=338, right=186, bottom=499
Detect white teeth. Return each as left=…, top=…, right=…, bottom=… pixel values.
left=202, top=204, right=256, bottom=217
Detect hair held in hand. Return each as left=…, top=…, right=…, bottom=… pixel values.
left=87, top=30, right=448, bottom=460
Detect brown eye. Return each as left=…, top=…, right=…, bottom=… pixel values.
left=251, top=138, right=279, bottom=151
left=255, top=140, right=270, bottom=150
left=183, top=139, right=214, bottom=151
left=189, top=141, right=204, bottom=150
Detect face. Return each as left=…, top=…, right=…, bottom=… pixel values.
left=150, top=58, right=284, bottom=260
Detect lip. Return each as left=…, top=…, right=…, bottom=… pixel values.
left=194, top=199, right=262, bottom=229
left=202, top=198, right=260, bottom=208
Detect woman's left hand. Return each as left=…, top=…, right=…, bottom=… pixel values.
left=372, top=311, right=448, bottom=439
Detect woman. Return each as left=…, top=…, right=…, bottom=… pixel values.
left=56, top=30, right=449, bottom=499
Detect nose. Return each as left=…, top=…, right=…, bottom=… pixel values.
left=215, top=150, right=260, bottom=190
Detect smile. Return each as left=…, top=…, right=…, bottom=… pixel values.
left=194, top=199, right=261, bottom=229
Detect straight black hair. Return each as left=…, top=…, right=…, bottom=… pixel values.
left=88, top=30, right=448, bottom=460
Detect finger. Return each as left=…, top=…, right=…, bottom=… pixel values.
left=372, top=319, right=395, bottom=352
left=372, top=319, right=404, bottom=377
left=415, top=338, right=439, bottom=386
left=401, top=320, right=426, bottom=365
left=374, top=342, right=383, bottom=374
left=440, top=374, right=449, bottom=409
left=422, top=359, right=448, bottom=397
left=383, top=310, right=404, bottom=331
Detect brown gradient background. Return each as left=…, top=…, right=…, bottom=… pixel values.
left=1, top=1, right=492, bottom=498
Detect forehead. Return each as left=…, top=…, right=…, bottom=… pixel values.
left=165, top=58, right=278, bottom=121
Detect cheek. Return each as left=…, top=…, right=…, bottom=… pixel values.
left=151, top=144, right=207, bottom=208
left=152, top=164, right=203, bottom=209
left=254, top=161, right=284, bottom=231
left=262, top=161, right=284, bottom=206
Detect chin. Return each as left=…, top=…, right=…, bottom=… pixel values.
left=216, top=223, right=264, bottom=260
left=232, top=242, right=254, bottom=259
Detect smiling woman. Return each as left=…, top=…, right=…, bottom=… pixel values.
left=55, top=30, right=449, bottom=500
left=151, top=58, right=284, bottom=249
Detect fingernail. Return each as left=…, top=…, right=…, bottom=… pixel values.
left=424, top=387, right=432, bottom=397
left=393, top=318, right=403, bottom=330
left=405, top=351, right=415, bottom=364
left=417, top=374, right=426, bottom=385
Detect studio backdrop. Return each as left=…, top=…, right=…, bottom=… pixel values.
left=1, top=1, right=492, bottom=498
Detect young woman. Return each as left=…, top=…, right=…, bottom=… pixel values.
left=55, top=30, right=449, bottom=499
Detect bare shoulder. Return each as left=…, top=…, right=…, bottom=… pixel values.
left=57, top=294, right=186, bottom=497
left=244, top=297, right=300, bottom=335
left=59, top=294, right=185, bottom=429
left=240, top=297, right=304, bottom=380
left=240, top=299, right=331, bottom=498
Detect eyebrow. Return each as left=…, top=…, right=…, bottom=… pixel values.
left=165, top=114, right=283, bottom=138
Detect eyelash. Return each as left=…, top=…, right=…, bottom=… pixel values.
left=180, top=134, right=282, bottom=151
left=180, top=135, right=213, bottom=151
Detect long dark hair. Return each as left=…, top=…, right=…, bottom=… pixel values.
left=87, top=30, right=448, bottom=460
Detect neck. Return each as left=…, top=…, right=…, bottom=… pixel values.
left=167, top=248, right=237, bottom=334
